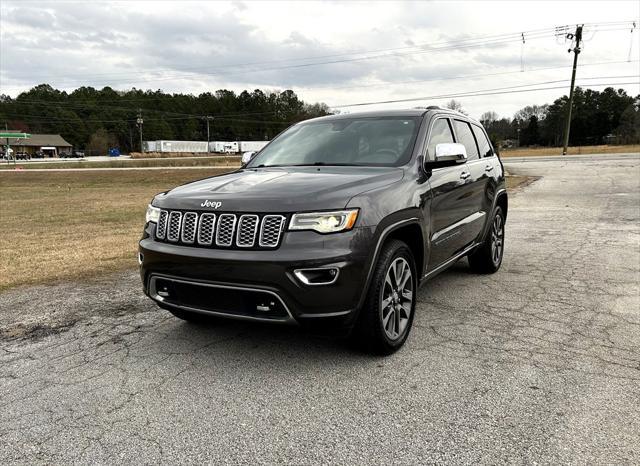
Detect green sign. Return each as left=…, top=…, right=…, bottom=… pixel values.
left=0, top=132, right=30, bottom=138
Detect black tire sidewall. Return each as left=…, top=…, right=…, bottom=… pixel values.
left=374, top=242, right=418, bottom=350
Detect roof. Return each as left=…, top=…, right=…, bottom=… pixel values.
left=304, top=109, right=428, bottom=123
left=297, top=107, right=479, bottom=125
left=5, top=134, right=72, bottom=147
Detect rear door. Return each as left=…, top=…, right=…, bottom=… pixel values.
left=425, top=117, right=471, bottom=269
left=471, top=123, right=501, bottom=219
left=450, top=119, right=487, bottom=247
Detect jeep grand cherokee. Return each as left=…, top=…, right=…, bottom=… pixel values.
left=139, top=108, right=507, bottom=354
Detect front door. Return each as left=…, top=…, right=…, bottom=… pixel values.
left=424, top=117, right=471, bottom=269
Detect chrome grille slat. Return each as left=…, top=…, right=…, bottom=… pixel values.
left=259, top=215, right=285, bottom=247
left=197, top=213, right=216, bottom=245
left=236, top=215, right=259, bottom=247
left=167, top=211, right=182, bottom=242
left=181, top=212, right=198, bottom=244
left=157, top=210, right=284, bottom=249
left=156, top=210, right=168, bottom=239
left=215, top=214, right=237, bottom=247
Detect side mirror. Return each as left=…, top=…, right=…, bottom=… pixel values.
left=424, top=143, right=467, bottom=169
left=435, top=143, right=467, bottom=163
left=241, top=151, right=255, bottom=167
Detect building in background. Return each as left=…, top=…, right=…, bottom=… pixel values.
left=6, top=134, right=72, bottom=157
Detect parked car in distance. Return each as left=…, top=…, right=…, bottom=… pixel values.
left=15, top=151, right=30, bottom=160
left=139, top=108, right=507, bottom=354
left=31, top=151, right=45, bottom=159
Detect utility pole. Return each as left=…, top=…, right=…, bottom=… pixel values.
left=136, top=109, right=144, bottom=153
left=203, top=116, right=214, bottom=150
left=562, top=24, right=583, bottom=156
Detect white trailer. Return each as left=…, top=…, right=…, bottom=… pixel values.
left=239, top=141, right=269, bottom=152
left=209, top=141, right=229, bottom=153
left=223, top=142, right=239, bottom=153
left=143, top=141, right=158, bottom=152
left=158, top=140, right=209, bottom=153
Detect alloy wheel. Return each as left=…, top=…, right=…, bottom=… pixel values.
left=490, top=213, right=504, bottom=265
left=380, top=257, right=413, bottom=340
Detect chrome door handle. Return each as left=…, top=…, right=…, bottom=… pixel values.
left=485, top=165, right=494, bottom=172
left=460, top=171, right=471, bottom=180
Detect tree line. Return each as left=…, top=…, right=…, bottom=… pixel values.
left=475, top=87, right=639, bottom=148
left=0, top=84, right=638, bottom=153
left=0, top=84, right=330, bottom=153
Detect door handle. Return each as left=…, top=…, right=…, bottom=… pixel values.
left=484, top=165, right=494, bottom=172
left=460, top=171, right=471, bottom=180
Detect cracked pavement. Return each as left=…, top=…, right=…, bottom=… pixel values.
left=1, top=155, right=639, bottom=464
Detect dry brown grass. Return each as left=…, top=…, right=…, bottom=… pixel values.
left=500, top=144, right=640, bottom=157
left=0, top=168, right=234, bottom=291
left=0, top=169, right=527, bottom=291
left=130, top=152, right=237, bottom=159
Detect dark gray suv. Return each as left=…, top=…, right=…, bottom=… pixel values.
left=139, top=108, right=507, bottom=354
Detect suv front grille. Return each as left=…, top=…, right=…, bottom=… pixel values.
left=155, top=210, right=286, bottom=249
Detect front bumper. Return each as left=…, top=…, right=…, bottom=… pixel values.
left=139, top=224, right=375, bottom=328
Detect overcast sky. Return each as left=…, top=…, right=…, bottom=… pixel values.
left=1, top=0, right=638, bottom=119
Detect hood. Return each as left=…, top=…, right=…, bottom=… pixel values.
left=153, top=166, right=404, bottom=212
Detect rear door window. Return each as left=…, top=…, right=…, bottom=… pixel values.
left=453, top=120, right=480, bottom=161
left=472, top=124, right=493, bottom=158
left=427, top=118, right=455, bottom=157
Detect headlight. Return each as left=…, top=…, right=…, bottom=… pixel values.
left=146, top=204, right=161, bottom=224
left=289, top=209, right=359, bottom=234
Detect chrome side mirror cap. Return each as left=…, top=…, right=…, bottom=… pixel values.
left=241, top=151, right=255, bottom=166
left=434, top=143, right=467, bottom=164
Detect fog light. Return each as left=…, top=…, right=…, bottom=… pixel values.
left=138, top=252, right=144, bottom=265
left=294, top=267, right=340, bottom=285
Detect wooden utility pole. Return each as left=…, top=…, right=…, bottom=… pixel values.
left=204, top=116, right=214, bottom=150
left=136, top=110, right=144, bottom=153
left=562, top=24, right=583, bottom=155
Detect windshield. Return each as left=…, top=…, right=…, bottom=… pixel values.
left=247, top=116, right=420, bottom=168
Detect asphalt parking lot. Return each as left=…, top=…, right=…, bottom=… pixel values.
left=1, top=155, right=639, bottom=464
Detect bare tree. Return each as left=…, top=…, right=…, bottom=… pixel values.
left=480, top=111, right=499, bottom=126
left=444, top=99, right=467, bottom=115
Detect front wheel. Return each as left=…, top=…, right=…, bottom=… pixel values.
left=351, top=239, right=417, bottom=355
left=468, top=206, right=505, bottom=274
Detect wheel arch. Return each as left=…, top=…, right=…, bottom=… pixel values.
left=496, top=190, right=508, bottom=220
left=386, top=223, right=425, bottom=278
left=355, top=217, right=425, bottom=314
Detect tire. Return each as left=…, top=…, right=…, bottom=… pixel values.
left=351, top=239, right=417, bottom=355
left=468, top=206, right=505, bottom=274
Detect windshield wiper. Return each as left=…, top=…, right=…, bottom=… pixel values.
left=289, top=162, right=361, bottom=167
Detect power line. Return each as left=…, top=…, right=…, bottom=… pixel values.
left=329, top=80, right=640, bottom=109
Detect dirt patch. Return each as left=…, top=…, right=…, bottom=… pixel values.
left=0, top=319, right=78, bottom=341
left=506, top=174, right=541, bottom=192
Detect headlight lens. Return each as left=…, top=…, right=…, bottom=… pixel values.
left=289, top=209, right=359, bottom=234
left=146, top=204, right=161, bottom=224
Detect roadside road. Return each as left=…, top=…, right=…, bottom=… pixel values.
left=0, top=156, right=638, bottom=464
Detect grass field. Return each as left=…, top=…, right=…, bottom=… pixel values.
left=0, top=156, right=241, bottom=170
left=500, top=144, right=640, bottom=157
left=0, top=168, right=234, bottom=291
left=0, top=170, right=526, bottom=291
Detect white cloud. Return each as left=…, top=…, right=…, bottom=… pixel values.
left=0, top=0, right=638, bottom=119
